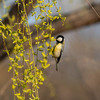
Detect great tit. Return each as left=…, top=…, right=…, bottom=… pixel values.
left=53, top=35, right=65, bottom=71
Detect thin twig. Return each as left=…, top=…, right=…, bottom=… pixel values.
left=85, top=0, right=100, bottom=18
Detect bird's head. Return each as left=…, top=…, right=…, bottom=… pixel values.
left=56, top=35, right=64, bottom=43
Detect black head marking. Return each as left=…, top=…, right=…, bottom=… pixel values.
left=56, top=35, right=64, bottom=43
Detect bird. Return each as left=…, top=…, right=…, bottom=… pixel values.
left=52, top=35, right=65, bottom=71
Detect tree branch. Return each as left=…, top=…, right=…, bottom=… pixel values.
left=28, top=3, right=100, bottom=46
left=49, top=3, right=100, bottom=35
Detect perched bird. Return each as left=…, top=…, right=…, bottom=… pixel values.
left=52, top=35, right=65, bottom=71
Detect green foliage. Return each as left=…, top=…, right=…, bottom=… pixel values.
left=0, top=0, right=66, bottom=100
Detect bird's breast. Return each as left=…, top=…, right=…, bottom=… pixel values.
left=54, top=43, right=62, bottom=58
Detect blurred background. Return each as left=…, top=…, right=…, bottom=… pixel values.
left=0, top=0, right=100, bottom=100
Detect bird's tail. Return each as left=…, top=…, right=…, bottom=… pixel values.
left=56, top=59, right=58, bottom=71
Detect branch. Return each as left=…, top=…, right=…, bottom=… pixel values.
left=50, top=3, right=100, bottom=35
left=28, top=3, right=100, bottom=46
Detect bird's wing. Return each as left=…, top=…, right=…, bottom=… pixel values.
left=57, top=49, right=62, bottom=63
left=52, top=44, right=56, bottom=56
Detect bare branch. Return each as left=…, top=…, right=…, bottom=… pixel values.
left=51, top=3, right=100, bottom=35
left=29, top=3, right=100, bottom=44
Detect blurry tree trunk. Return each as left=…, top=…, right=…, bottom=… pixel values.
left=0, top=3, right=100, bottom=60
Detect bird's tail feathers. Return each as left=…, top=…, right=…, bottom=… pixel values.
left=56, top=62, right=58, bottom=71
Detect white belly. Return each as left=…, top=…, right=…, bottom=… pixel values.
left=54, top=43, right=62, bottom=58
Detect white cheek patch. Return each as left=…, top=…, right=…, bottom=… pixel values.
left=57, top=37, right=62, bottom=42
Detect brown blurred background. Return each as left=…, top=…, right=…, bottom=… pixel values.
left=0, top=0, right=100, bottom=100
